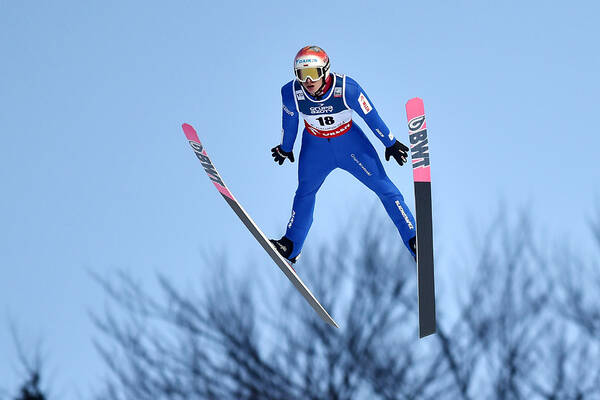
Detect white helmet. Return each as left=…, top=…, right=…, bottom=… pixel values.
left=294, top=45, right=330, bottom=96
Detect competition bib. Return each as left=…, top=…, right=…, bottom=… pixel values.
left=293, top=74, right=353, bottom=138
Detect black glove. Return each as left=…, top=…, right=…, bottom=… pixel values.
left=385, top=140, right=409, bottom=166
left=271, top=145, right=295, bottom=165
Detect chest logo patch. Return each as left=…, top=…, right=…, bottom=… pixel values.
left=309, top=104, right=334, bottom=114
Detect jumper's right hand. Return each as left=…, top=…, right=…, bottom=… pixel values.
left=271, top=145, right=295, bottom=165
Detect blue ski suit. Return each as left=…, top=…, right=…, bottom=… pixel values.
left=279, top=73, right=416, bottom=258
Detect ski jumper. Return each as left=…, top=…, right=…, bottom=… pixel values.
left=280, top=73, right=416, bottom=258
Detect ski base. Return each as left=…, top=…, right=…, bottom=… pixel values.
left=406, top=98, right=436, bottom=338
left=182, top=123, right=339, bottom=328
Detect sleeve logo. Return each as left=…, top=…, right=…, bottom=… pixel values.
left=358, top=92, right=372, bottom=114
left=283, top=104, right=295, bottom=116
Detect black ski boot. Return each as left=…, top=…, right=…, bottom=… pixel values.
left=409, top=236, right=417, bottom=261
left=270, top=236, right=300, bottom=263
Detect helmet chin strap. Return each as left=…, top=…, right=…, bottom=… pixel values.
left=313, top=73, right=331, bottom=99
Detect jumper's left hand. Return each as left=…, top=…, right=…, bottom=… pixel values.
left=385, top=140, right=409, bottom=166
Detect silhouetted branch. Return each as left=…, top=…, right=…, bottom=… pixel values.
left=91, top=207, right=600, bottom=399
left=5, top=322, right=48, bottom=400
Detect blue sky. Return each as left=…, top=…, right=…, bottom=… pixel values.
left=1, top=0, right=599, bottom=397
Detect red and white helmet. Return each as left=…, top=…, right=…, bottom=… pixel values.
left=293, top=45, right=330, bottom=84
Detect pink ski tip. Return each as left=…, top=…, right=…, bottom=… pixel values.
left=182, top=123, right=200, bottom=142
left=405, top=97, right=425, bottom=120
left=405, top=96, right=423, bottom=105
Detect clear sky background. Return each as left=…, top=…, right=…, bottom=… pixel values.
left=1, top=0, right=598, bottom=397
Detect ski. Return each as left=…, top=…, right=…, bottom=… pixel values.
left=181, top=123, right=339, bottom=328
left=405, top=98, right=436, bottom=338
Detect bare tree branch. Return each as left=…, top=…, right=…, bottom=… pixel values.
left=90, top=207, right=600, bottom=399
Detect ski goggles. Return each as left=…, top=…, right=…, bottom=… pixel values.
left=295, top=67, right=325, bottom=82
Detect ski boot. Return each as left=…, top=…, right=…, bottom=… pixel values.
left=270, top=236, right=300, bottom=264
left=409, top=236, right=417, bottom=261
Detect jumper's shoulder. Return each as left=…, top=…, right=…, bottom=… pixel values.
left=281, top=80, right=298, bottom=112
left=343, top=75, right=361, bottom=93
left=281, top=80, right=295, bottom=95
left=342, top=76, right=362, bottom=103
